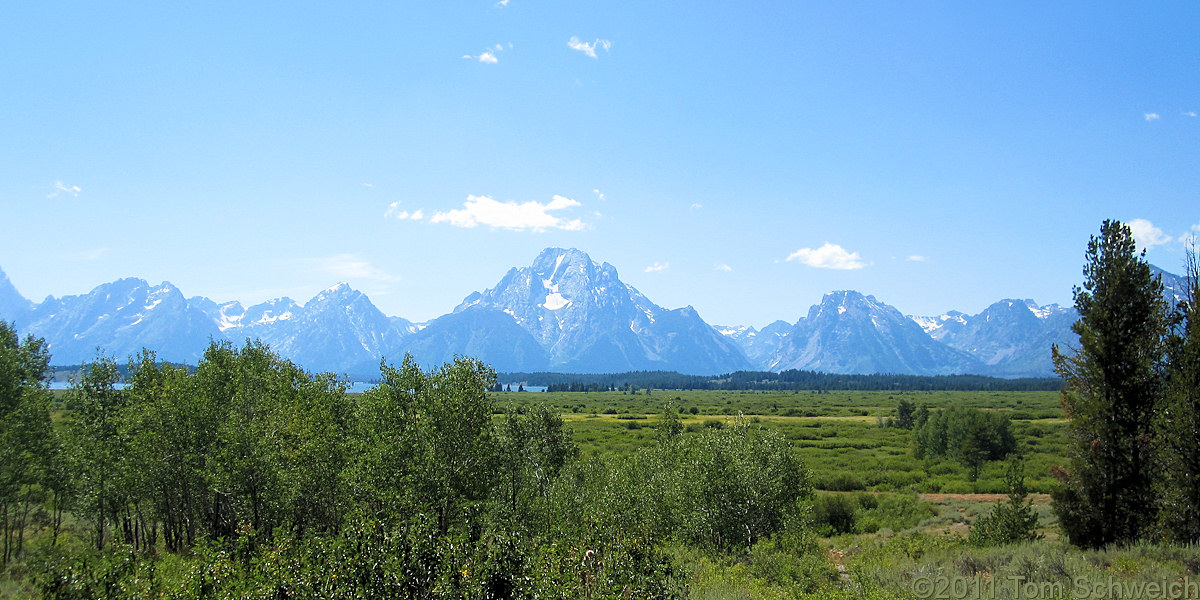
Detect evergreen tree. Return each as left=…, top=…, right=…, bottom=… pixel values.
left=1156, top=244, right=1200, bottom=542
left=1052, top=219, right=1168, bottom=548
left=969, top=458, right=1041, bottom=546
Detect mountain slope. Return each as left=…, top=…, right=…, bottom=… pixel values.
left=2, top=259, right=1185, bottom=378
left=913, top=300, right=1076, bottom=377
left=25, top=278, right=219, bottom=365
left=715, top=320, right=792, bottom=368
left=245, top=283, right=412, bottom=374
left=455, top=248, right=752, bottom=374
left=397, top=306, right=549, bottom=373
left=0, top=268, right=34, bottom=326
left=771, top=291, right=983, bottom=375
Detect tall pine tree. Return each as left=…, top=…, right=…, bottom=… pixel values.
left=1156, top=243, right=1200, bottom=542
left=1052, top=219, right=1168, bottom=548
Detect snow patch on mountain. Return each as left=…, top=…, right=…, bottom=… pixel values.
left=542, top=292, right=570, bottom=310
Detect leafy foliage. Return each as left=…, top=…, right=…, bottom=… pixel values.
left=913, top=406, right=1016, bottom=480
left=5, top=340, right=828, bottom=597
left=0, top=321, right=55, bottom=566
left=894, top=398, right=915, bottom=430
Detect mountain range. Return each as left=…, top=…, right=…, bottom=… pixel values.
left=0, top=249, right=1187, bottom=378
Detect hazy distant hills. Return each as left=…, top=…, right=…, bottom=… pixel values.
left=1, top=249, right=1186, bottom=378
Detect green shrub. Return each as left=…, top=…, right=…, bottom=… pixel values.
left=816, top=473, right=866, bottom=492
left=813, top=493, right=858, bottom=536
left=862, top=493, right=937, bottom=533
left=969, top=460, right=1040, bottom=547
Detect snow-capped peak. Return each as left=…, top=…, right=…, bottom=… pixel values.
left=908, top=311, right=967, bottom=334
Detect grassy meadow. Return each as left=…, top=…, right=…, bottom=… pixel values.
left=476, top=389, right=1199, bottom=599
left=491, top=389, right=1066, bottom=492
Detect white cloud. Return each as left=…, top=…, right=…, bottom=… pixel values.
left=714, top=263, right=733, bottom=272
left=310, top=254, right=400, bottom=283
left=429, top=195, right=585, bottom=231
left=362, top=183, right=375, bottom=188
left=644, top=262, right=670, bottom=273
left=1128, top=218, right=1172, bottom=250
left=786, top=243, right=866, bottom=270
left=463, top=44, right=508, bottom=64
left=1185, top=111, right=1198, bottom=118
left=495, top=0, right=510, bottom=6
left=1182, top=223, right=1200, bottom=247
left=568, top=36, right=611, bottom=58
left=47, top=180, right=81, bottom=199
left=392, top=209, right=423, bottom=220
left=1145, top=113, right=1161, bottom=121
left=907, top=254, right=928, bottom=262
left=593, top=189, right=606, bottom=201
left=690, top=203, right=703, bottom=211
left=385, top=202, right=424, bottom=220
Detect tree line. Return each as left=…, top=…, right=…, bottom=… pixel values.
left=505, top=369, right=1062, bottom=392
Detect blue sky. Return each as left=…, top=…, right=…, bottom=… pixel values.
left=2, top=1, right=1197, bottom=328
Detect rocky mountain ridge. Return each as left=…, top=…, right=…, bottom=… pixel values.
left=2, top=249, right=1171, bottom=377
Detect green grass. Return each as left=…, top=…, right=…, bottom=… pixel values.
left=497, top=389, right=1067, bottom=493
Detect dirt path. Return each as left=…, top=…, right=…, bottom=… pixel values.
left=827, top=549, right=852, bottom=585
left=920, top=493, right=1052, bottom=504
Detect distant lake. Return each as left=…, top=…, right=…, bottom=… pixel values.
left=49, top=381, right=379, bottom=392
left=499, top=385, right=548, bottom=393
left=49, top=381, right=543, bottom=393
